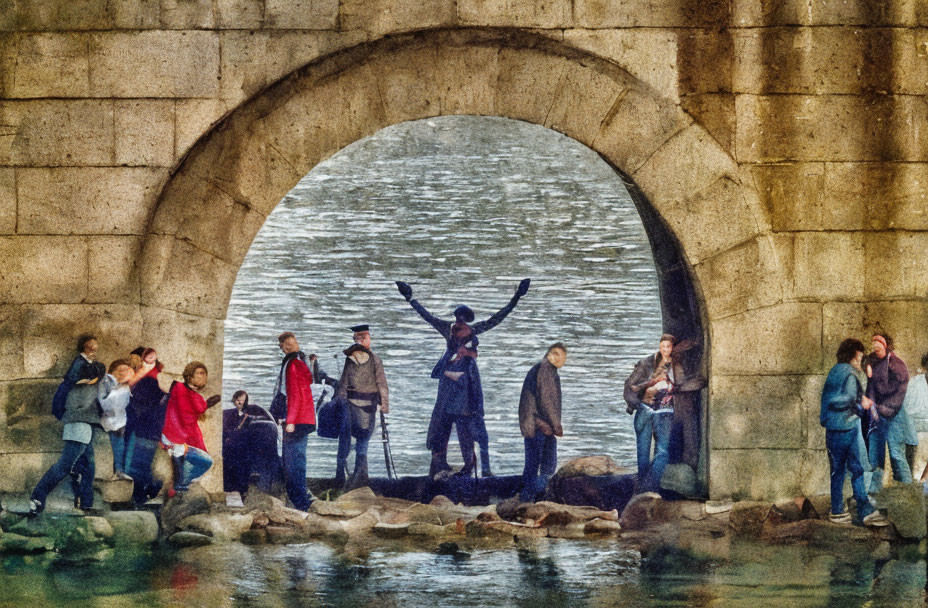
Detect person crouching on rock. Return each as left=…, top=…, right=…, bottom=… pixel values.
left=519, top=342, right=566, bottom=502
left=335, top=324, right=390, bottom=489
left=160, top=361, right=221, bottom=497
left=821, top=339, right=887, bottom=526
left=427, top=333, right=482, bottom=480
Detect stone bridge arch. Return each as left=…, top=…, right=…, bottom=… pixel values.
left=140, top=29, right=786, bottom=499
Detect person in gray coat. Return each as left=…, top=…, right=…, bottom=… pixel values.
left=519, top=343, right=566, bottom=502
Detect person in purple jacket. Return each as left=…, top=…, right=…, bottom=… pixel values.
left=867, top=332, right=913, bottom=494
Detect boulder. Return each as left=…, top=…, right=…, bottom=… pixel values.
left=658, top=500, right=706, bottom=522
left=584, top=518, right=622, bottom=535
left=546, top=523, right=588, bottom=539
left=405, top=503, right=443, bottom=526
left=268, top=506, right=309, bottom=526
left=659, top=464, right=698, bottom=497
left=765, top=499, right=803, bottom=528
left=310, top=501, right=359, bottom=518
left=265, top=526, right=301, bottom=544
left=83, top=517, right=114, bottom=542
left=340, top=509, right=381, bottom=536
left=728, top=502, right=771, bottom=537
left=177, top=512, right=254, bottom=542
left=243, top=488, right=286, bottom=512
left=168, top=531, right=213, bottom=547
left=705, top=500, right=733, bottom=515
left=95, top=478, right=134, bottom=504
left=240, top=529, right=267, bottom=545
left=553, top=455, right=624, bottom=478
left=465, top=519, right=547, bottom=539
left=874, top=483, right=927, bottom=539
left=761, top=519, right=875, bottom=545
left=547, top=472, right=637, bottom=512
left=408, top=522, right=457, bottom=538
left=300, top=513, right=349, bottom=541
left=105, top=511, right=159, bottom=545
left=619, top=492, right=664, bottom=531
left=802, top=495, right=831, bottom=520
left=372, top=522, right=410, bottom=539
left=0, top=533, right=55, bottom=553
left=429, top=495, right=455, bottom=508
left=160, top=484, right=211, bottom=534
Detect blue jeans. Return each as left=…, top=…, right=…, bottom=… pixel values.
left=869, top=415, right=913, bottom=494
left=175, top=446, right=213, bottom=491
left=645, top=412, right=673, bottom=492
left=108, top=430, right=126, bottom=474
left=31, top=438, right=95, bottom=509
left=851, top=421, right=872, bottom=491
left=125, top=433, right=159, bottom=504
left=520, top=434, right=557, bottom=502
left=633, top=406, right=654, bottom=480
left=827, top=428, right=873, bottom=518
left=337, top=419, right=373, bottom=474
left=282, top=430, right=313, bottom=510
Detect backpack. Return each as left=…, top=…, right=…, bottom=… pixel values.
left=51, top=380, right=74, bottom=421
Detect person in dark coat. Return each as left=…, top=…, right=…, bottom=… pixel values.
left=334, top=325, right=390, bottom=489
left=427, top=335, right=483, bottom=479
left=223, top=390, right=277, bottom=495
left=124, top=349, right=168, bottom=507
left=867, top=333, right=913, bottom=493
left=519, top=342, right=566, bottom=502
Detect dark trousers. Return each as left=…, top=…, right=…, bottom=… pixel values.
left=125, top=433, right=160, bottom=505
left=465, top=416, right=492, bottom=475
left=31, top=438, right=95, bottom=508
left=671, top=393, right=700, bottom=469
left=520, top=433, right=557, bottom=502
left=431, top=412, right=476, bottom=473
left=282, top=430, right=312, bottom=510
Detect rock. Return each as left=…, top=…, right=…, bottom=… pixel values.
left=408, top=522, right=457, bottom=538
left=802, top=494, right=831, bottom=520
left=553, top=455, right=623, bottom=478
left=300, top=512, right=349, bottom=541
left=584, top=518, right=622, bottom=535
left=406, top=503, right=443, bottom=525
left=765, top=499, right=803, bottom=528
left=225, top=492, right=244, bottom=508
left=660, top=464, right=698, bottom=496
left=500, top=500, right=620, bottom=527
left=105, top=511, right=159, bottom=545
left=243, top=488, right=286, bottom=512
left=340, top=509, right=381, bottom=536
left=619, top=492, right=664, bottom=531
left=83, top=517, right=114, bottom=542
left=95, top=478, right=134, bottom=504
left=0, top=511, right=24, bottom=531
left=268, top=506, right=309, bottom=526
left=0, top=533, right=55, bottom=553
left=240, top=529, right=267, bottom=545
left=546, top=523, right=588, bottom=539
left=658, top=500, right=706, bottom=522
left=252, top=512, right=270, bottom=528
left=761, top=518, right=875, bottom=545
left=728, top=502, right=771, bottom=536
left=475, top=505, right=501, bottom=522
left=465, top=519, right=547, bottom=539
left=873, top=540, right=892, bottom=560
left=160, top=484, right=211, bottom=534
left=547, top=472, right=637, bottom=512
left=177, top=512, right=254, bottom=542
left=265, top=526, right=300, bottom=544
left=705, top=500, right=733, bottom=515
left=429, top=495, right=455, bottom=508
left=310, top=500, right=358, bottom=518
left=169, top=531, right=213, bottom=547
left=372, top=522, right=409, bottom=538
left=874, top=483, right=927, bottom=539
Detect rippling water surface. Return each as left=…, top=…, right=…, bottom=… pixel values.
left=223, top=116, right=661, bottom=477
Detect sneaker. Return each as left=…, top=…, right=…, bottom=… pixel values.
left=27, top=499, right=44, bottom=518
left=116, top=472, right=134, bottom=481
left=829, top=511, right=852, bottom=524
left=862, top=511, right=890, bottom=527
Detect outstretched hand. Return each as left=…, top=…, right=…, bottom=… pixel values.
left=206, top=394, right=222, bottom=408
left=516, top=278, right=531, bottom=297
left=396, top=281, right=413, bottom=302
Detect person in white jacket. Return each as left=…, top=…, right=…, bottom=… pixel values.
left=98, top=359, right=135, bottom=481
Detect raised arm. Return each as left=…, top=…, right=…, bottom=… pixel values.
left=397, top=281, right=452, bottom=339
left=471, top=279, right=530, bottom=335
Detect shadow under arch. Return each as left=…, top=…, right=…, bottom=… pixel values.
left=139, top=28, right=776, bottom=497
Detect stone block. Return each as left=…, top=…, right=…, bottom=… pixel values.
left=369, top=44, right=442, bottom=128
left=0, top=452, right=58, bottom=493
left=16, top=168, right=164, bottom=235
left=0, top=101, right=114, bottom=166
left=217, top=0, right=264, bottom=28
left=105, top=511, right=159, bottom=545
left=495, top=47, right=569, bottom=127
left=710, top=375, right=809, bottom=450
left=0, top=35, right=14, bottom=95
left=89, top=31, right=219, bottom=98
left=798, top=449, right=830, bottom=499
left=791, top=232, right=865, bottom=300
left=159, top=0, right=214, bottom=28
left=458, top=0, right=571, bottom=27
left=694, top=235, right=787, bottom=320
left=735, top=94, right=918, bottom=163
left=825, top=162, right=928, bottom=231
left=0, top=307, right=24, bottom=381
left=342, top=0, right=456, bottom=33
left=562, top=29, right=679, bottom=101
left=265, top=30, right=369, bottom=85
left=874, top=483, right=926, bottom=539
left=6, top=33, right=90, bottom=98
left=733, top=0, right=915, bottom=26
left=796, top=375, right=828, bottom=450
left=0, top=0, right=115, bottom=31
left=219, top=31, right=269, bottom=105
left=822, top=301, right=928, bottom=373
left=1, top=380, right=58, bottom=422
left=87, top=236, right=142, bottom=303
left=115, top=100, right=175, bottom=167
left=138, top=235, right=238, bottom=319
left=680, top=93, right=736, bottom=155
left=546, top=62, right=632, bottom=147
left=0, top=168, right=14, bottom=234
left=110, top=0, right=161, bottom=29
left=677, top=28, right=733, bottom=95
left=728, top=501, right=770, bottom=536
left=864, top=231, right=928, bottom=299
left=21, top=304, right=143, bottom=378
left=140, top=305, right=225, bottom=397
left=265, top=0, right=339, bottom=29
left=573, top=0, right=730, bottom=27
left=709, top=449, right=802, bottom=501
left=435, top=45, right=499, bottom=117
left=175, top=99, right=228, bottom=159
left=712, top=303, right=823, bottom=375
left=0, top=236, right=87, bottom=304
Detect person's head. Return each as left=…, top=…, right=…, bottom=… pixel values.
left=350, top=324, right=372, bottom=349
left=127, top=353, right=143, bottom=371
left=836, top=338, right=866, bottom=367
left=871, top=333, right=891, bottom=359
left=232, top=390, right=249, bottom=410
left=453, top=305, right=475, bottom=324
left=452, top=320, right=474, bottom=341
left=77, top=334, right=98, bottom=360
left=183, top=361, right=208, bottom=389
left=108, top=359, right=133, bottom=384
left=658, top=334, right=675, bottom=359
left=140, top=347, right=164, bottom=372
left=278, top=331, right=299, bottom=354
left=546, top=342, right=567, bottom=368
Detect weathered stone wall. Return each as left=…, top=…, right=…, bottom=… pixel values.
left=1, top=0, right=924, bottom=501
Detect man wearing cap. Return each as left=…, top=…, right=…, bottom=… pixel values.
left=866, top=332, right=913, bottom=494
left=335, top=324, right=389, bottom=489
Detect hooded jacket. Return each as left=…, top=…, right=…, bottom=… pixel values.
left=820, top=362, right=864, bottom=431
left=519, top=357, right=563, bottom=438
left=867, top=351, right=909, bottom=419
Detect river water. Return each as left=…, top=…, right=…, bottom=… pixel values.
left=223, top=115, right=662, bottom=478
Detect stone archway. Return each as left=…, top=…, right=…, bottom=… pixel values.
left=140, top=29, right=784, bottom=499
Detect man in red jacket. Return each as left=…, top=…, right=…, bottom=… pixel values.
left=273, top=332, right=317, bottom=510
left=161, top=361, right=221, bottom=494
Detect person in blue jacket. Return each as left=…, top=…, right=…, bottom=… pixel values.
left=821, top=338, right=887, bottom=526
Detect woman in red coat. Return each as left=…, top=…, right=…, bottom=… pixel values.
left=162, top=361, right=221, bottom=494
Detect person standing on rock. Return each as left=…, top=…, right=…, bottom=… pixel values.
left=124, top=349, right=168, bottom=507
left=98, top=358, right=135, bottom=481
left=866, top=333, right=913, bottom=494
left=623, top=334, right=675, bottom=492
left=519, top=342, right=566, bottom=502
left=223, top=390, right=278, bottom=496
left=395, top=279, right=530, bottom=476
left=161, top=361, right=221, bottom=496
left=271, top=332, right=317, bottom=511
left=334, top=324, right=390, bottom=490
left=821, top=338, right=887, bottom=526
left=28, top=335, right=106, bottom=516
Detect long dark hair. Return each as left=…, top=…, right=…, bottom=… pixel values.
left=232, top=390, right=249, bottom=406
left=836, top=338, right=865, bottom=364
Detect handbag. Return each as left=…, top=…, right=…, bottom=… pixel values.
left=316, top=397, right=346, bottom=439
